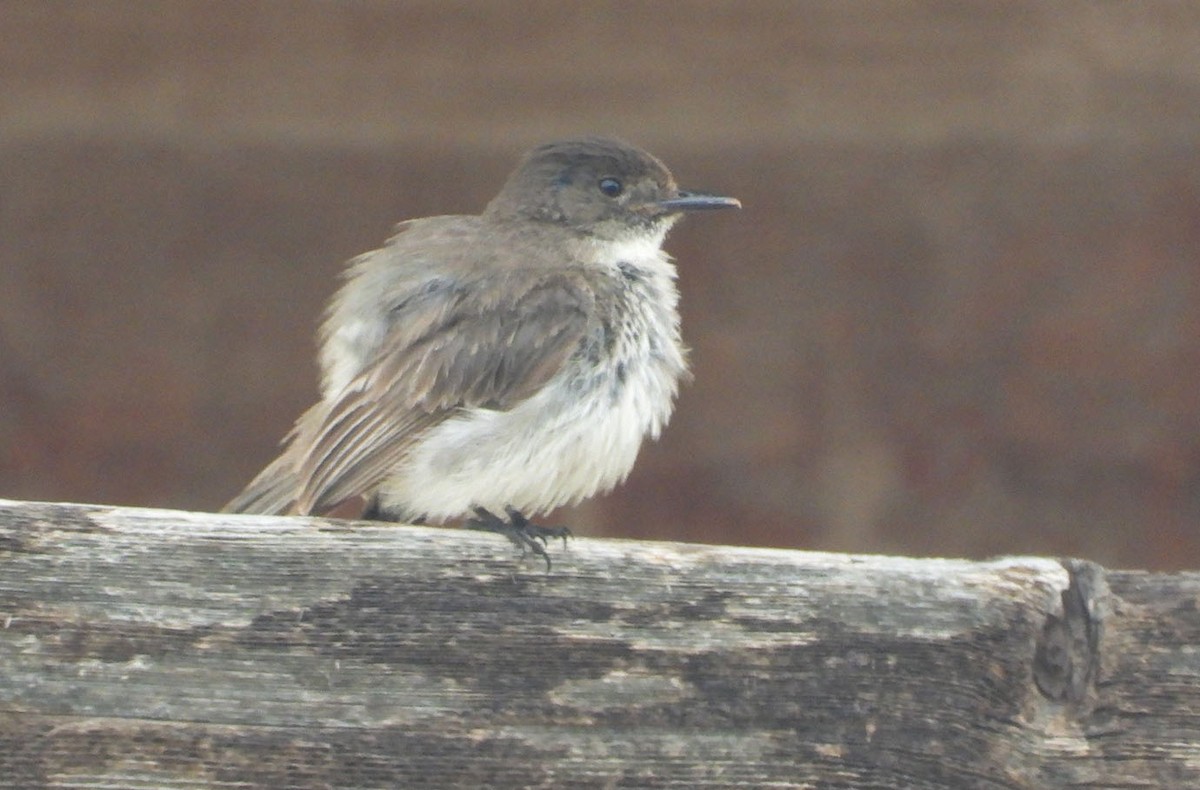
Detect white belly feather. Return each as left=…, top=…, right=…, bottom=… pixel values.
left=380, top=352, right=680, bottom=519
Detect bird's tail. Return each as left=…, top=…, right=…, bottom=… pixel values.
left=222, top=453, right=302, bottom=515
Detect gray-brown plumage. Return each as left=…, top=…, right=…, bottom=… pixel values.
left=225, top=137, right=739, bottom=561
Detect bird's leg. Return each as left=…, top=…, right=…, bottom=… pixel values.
left=360, top=497, right=426, bottom=525
left=466, top=506, right=571, bottom=571
left=360, top=497, right=388, bottom=521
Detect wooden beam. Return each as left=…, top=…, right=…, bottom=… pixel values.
left=1, top=499, right=1197, bottom=788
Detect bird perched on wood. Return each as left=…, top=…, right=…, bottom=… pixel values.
left=224, top=137, right=740, bottom=567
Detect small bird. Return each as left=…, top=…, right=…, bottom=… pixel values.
left=224, top=137, right=740, bottom=567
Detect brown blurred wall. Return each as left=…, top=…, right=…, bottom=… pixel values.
left=2, top=1, right=1199, bottom=569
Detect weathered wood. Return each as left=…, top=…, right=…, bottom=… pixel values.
left=0, top=499, right=1197, bottom=789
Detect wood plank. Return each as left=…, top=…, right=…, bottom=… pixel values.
left=2, top=499, right=1198, bottom=788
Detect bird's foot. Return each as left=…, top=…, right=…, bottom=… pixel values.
left=466, top=506, right=571, bottom=571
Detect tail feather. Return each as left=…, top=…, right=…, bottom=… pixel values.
left=222, top=453, right=302, bottom=515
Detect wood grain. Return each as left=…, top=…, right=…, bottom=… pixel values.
left=2, top=499, right=1197, bottom=788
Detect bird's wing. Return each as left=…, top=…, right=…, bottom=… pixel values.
left=292, top=268, right=598, bottom=515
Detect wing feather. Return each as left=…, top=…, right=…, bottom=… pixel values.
left=293, top=269, right=596, bottom=514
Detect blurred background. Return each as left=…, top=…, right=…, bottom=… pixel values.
left=2, top=1, right=1199, bottom=569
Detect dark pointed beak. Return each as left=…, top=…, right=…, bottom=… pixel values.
left=657, top=190, right=742, bottom=212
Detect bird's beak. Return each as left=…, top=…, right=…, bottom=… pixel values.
left=657, top=190, right=742, bottom=213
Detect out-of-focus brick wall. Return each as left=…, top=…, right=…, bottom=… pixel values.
left=3, top=2, right=1199, bottom=568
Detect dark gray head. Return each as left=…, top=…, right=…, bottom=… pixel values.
left=485, top=137, right=740, bottom=241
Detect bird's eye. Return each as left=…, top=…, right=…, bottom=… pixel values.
left=598, top=177, right=624, bottom=197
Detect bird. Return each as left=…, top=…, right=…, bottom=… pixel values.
left=224, top=137, right=740, bottom=567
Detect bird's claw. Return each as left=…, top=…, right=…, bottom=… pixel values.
left=466, top=506, right=572, bottom=571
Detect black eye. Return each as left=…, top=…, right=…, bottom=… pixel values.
left=598, top=177, right=623, bottom=197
